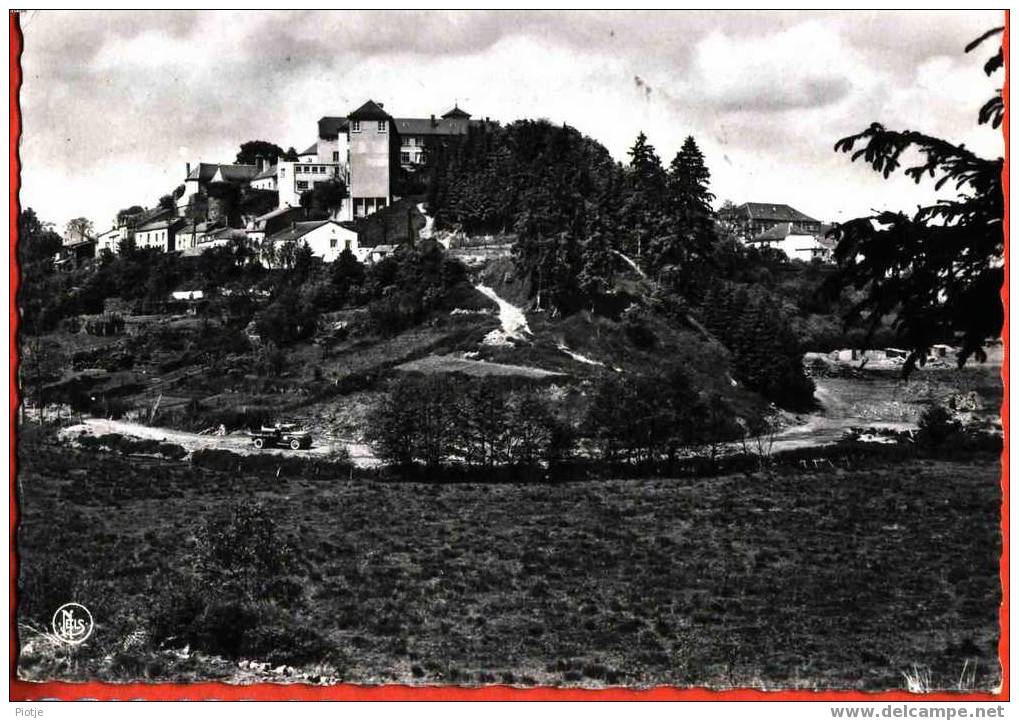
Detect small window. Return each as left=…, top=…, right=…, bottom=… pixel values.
left=297, top=181, right=309, bottom=190
left=344, top=239, right=351, bottom=250
left=376, top=197, right=387, bottom=209
left=330, top=238, right=337, bottom=248
left=401, top=152, right=410, bottom=163
left=377, top=120, right=387, bottom=133
left=280, top=167, right=286, bottom=177
left=332, top=151, right=339, bottom=162
left=351, top=120, right=361, bottom=133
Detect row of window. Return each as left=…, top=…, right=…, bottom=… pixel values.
left=296, top=165, right=331, bottom=174
left=351, top=120, right=387, bottom=134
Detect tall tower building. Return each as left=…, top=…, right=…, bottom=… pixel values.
left=347, top=100, right=398, bottom=218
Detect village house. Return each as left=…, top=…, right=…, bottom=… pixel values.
left=179, top=162, right=261, bottom=216
left=57, top=236, right=97, bottom=265
left=263, top=219, right=363, bottom=264
left=245, top=206, right=323, bottom=244
left=95, top=226, right=126, bottom=255
left=135, top=218, right=184, bottom=252
left=249, top=157, right=278, bottom=192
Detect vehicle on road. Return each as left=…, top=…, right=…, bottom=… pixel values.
left=247, top=423, right=312, bottom=450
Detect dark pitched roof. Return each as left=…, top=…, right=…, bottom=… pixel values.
left=266, top=220, right=337, bottom=243
left=318, top=116, right=349, bottom=139
left=124, top=205, right=174, bottom=228
left=136, top=218, right=185, bottom=232
left=395, top=117, right=472, bottom=137
left=299, top=142, right=318, bottom=156
left=252, top=163, right=277, bottom=181
left=348, top=100, right=392, bottom=121
left=737, top=203, right=819, bottom=224
left=441, top=105, right=471, bottom=119
left=186, top=163, right=259, bottom=183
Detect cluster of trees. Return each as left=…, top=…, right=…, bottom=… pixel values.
left=367, top=367, right=753, bottom=472
left=299, top=179, right=347, bottom=214
left=582, top=366, right=744, bottom=464
left=250, top=242, right=479, bottom=346
left=235, top=140, right=299, bottom=165
left=360, top=242, right=477, bottom=336
left=425, top=121, right=721, bottom=311
left=367, top=375, right=571, bottom=469
left=702, top=283, right=816, bottom=411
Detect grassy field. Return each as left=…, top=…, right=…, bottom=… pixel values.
left=16, top=429, right=1002, bottom=690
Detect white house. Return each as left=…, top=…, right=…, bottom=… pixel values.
left=264, top=219, right=363, bottom=263
left=250, top=162, right=278, bottom=192
left=746, top=222, right=835, bottom=263
left=135, top=219, right=182, bottom=252
left=95, top=226, right=126, bottom=255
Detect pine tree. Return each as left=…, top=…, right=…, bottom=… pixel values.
left=627, top=132, right=666, bottom=189
left=667, top=136, right=715, bottom=218
left=621, top=133, right=667, bottom=262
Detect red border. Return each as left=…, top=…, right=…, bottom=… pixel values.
left=7, top=10, right=1011, bottom=702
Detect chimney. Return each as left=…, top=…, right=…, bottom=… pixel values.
left=186, top=162, right=191, bottom=176
left=378, top=102, right=384, bottom=109
left=430, top=114, right=436, bottom=128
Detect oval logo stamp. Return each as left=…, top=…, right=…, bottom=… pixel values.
left=51, top=603, right=93, bottom=645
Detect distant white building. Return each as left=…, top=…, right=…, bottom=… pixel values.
left=746, top=222, right=835, bottom=263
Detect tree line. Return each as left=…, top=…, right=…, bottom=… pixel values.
left=366, top=368, right=756, bottom=473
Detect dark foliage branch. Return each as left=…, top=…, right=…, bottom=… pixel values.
left=826, top=27, right=1005, bottom=375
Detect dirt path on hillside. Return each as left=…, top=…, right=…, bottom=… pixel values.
left=59, top=418, right=382, bottom=467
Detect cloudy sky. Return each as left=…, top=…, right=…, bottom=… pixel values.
left=18, top=9, right=1005, bottom=231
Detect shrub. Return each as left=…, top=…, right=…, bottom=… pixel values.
left=918, top=404, right=962, bottom=449
left=146, top=501, right=339, bottom=665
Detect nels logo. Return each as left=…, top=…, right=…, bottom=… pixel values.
left=52, top=603, right=94, bottom=645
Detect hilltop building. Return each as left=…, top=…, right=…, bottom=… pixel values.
left=724, top=202, right=822, bottom=240
left=394, top=104, right=479, bottom=169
